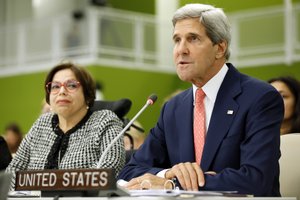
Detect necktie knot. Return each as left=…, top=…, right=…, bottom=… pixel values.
left=195, top=89, right=205, bottom=103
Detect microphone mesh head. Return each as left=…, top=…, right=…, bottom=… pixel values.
left=147, top=94, right=158, bottom=105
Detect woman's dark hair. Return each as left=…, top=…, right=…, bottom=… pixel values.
left=268, top=76, right=300, bottom=133
left=44, top=62, right=96, bottom=107
left=5, top=123, right=22, bottom=135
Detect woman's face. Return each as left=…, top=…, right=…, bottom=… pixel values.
left=48, top=69, right=86, bottom=119
left=271, top=81, right=296, bottom=120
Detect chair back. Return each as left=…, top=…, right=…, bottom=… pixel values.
left=0, top=171, right=12, bottom=200
left=279, top=133, right=300, bottom=199
left=90, top=98, right=132, bottom=120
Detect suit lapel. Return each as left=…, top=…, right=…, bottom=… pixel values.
left=175, top=89, right=196, bottom=162
left=201, top=64, right=242, bottom=171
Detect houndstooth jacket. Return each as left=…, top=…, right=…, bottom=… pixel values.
left=6, top=109, right=125, bottom=189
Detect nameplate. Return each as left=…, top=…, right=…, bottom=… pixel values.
left=15, top=168, right=115, bottom=191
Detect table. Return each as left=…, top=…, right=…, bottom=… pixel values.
left=7, top=197, right=297, bottom=200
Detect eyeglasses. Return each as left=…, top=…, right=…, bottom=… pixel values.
left=46, top=80, right=81, bottom=94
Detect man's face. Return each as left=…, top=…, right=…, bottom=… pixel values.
left=173, top=18, right=224, bottom=87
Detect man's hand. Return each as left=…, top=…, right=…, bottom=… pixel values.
left=124, top=173, right=173, bottom=190
left=165, top=162, right=205, bottom=191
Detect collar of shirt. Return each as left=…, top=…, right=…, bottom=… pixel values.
left=192, top=63, right=229, bottom=130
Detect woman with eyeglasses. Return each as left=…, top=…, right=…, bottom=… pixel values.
left=6, top=62, right=125, bottom=189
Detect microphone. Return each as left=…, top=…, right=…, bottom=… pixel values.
left=96, top=94, right=158, bottom=168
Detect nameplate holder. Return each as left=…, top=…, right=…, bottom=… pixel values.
left=15, top=168, right=128, bottom=197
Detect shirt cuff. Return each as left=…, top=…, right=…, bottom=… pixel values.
left=156, top=169, right=169, bottom=178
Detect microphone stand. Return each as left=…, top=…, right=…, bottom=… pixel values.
left=97, top=95, right=157, bottom=168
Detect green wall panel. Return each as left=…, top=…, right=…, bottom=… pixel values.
left=1, top=0, right=300, bottom=136
left=0, top=72, right=47, bottom=135
left=239, top=64, right=300, bottom=81
left=0, top=66, right=181, bottom=135
left=87, top=65, right=182, bottom=133
left=180, top=0, right=284, bottom=12
left=108, top=0, right=155, bottom=14
left=239, top=15, right=284, bottom=48
left=1, top=63, right=299, bottom=136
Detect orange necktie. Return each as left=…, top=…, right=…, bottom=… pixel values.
left=194, top=88, right=206, bottom=164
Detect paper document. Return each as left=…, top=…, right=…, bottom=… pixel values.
left=117, top=179, right=246, bottom=197
left=128, top=189, right=239, bottom=197
left=8, top=190, right=41, bottom=197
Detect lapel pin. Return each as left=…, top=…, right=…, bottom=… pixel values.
left=227, top=110, right=234, bottom=115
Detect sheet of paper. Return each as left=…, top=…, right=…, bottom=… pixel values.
left=117, top=179, right=245, bottom=197
left=8, top=190, right=41, bottom=197
left=127, top=189, right=238, bottom=197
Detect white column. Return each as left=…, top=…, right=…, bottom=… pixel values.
left=87, top=9, right=98, bottom=61
left=51, top=20, right=61, bottom=62
left=284, top=0, right=293, bottom=65
left=4, top=0, right=32, bottom=67
left=156, top=0, right=179, bottom=70
left=134, top=17, right=144, bottom=66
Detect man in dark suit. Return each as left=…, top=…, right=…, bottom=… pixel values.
left=118, top=3, right=284, bottom=196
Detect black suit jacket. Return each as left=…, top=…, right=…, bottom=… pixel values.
left=118, top=64, right=284, bottom=196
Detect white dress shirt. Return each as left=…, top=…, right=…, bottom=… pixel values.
left=192, top=64, right=228, bottom=132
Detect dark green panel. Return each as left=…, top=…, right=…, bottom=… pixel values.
left=0, top=66, right=181, bottom=134
left=108, top=0, right=155, bottom=14
left=87, top=65, right=182, bottom=132
left=180, top=0, right=283, bottom=12
left=239, top=64, right=300, bottom=81
left=1, top=62, right=299, bottom=136
left=0, top=72, right=47, bottom=135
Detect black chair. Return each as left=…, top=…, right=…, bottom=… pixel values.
left=90, top=98, right=132, bottom=120
left=91, top=98, right=135, bottom=163
left=0, top=171, right=12, bottom=200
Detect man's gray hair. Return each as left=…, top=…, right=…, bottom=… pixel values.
left=172, top=4, right=231, bottom=60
